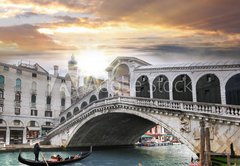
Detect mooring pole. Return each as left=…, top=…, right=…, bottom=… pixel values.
left=205, top=127, right=211, bottom=166
left=200, top=120, right=205, bottom=166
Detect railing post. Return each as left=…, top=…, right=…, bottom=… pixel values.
left=200, top=120, right=205, bottom=166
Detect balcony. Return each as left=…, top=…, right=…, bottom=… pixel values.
left=0, top=98, right=4, bottom=105
left=60, top=106, right=65, bottom=112
left=46, top=104, right=51, bottom=111
left=30, top=102, right=36, bottom=108
left=45, top=91, right=51, bottom=96
left=14, top=86, right=21, bottom=92
left=31, top=89, right=37, bottom=94
left=14, top=100, right=21, bottom=108
left=0, top=84, right=4, bottom=89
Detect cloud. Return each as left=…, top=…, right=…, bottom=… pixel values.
left=0, top=24, right=75, bottom=51
left=97, top=0, right=240, bottom=33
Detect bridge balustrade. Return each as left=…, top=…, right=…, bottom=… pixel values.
left=49, top=96, right=240, bottom=138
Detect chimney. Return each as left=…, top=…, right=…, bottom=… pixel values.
left=54, top=65, right=59, bottom=76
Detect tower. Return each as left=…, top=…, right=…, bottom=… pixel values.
left=68, top=55, right=79, bottom=88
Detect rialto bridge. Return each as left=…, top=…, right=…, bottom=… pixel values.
left=46, top=57, right=240, bottom=155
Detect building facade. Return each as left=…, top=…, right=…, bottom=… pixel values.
left=0, top=62, right=71, bottom=145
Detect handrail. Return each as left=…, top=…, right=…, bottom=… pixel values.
left=48, top=96, right=240, bottom=138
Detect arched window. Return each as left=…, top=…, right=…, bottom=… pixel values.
left=0, top=75, right=4, bottom=87
left=81, top=101, right=88, bottom=109
left=66, top=112, right=72, bottom=119
left=0, top=89, right=3, bottom=99
left=46, top=96, right=51, bottom=104
left=32, top=81, right=37, bottom=90
left=196, top=74, right=221, bottom=104
left=16, top=78, right=21, bottom=88
left=31, top=94, right=36, bottom=103
left=73, top=107, right=80, bottom=115
left=61, top=98, right=65, bottom=106
left=60, top=117, right=65, bottom=123
left=226, top=74, right=240, bottom=105
left=135, top=75, right=150, bottom=98
left=152, top=75, right=169, bottom=99
left=99, top=88, right=108, bottom=99
left=15, top=92, right=21, bottom=102
left=89, top=95, right=97, bottom=103
left=173, top=74, right=192, bottom=101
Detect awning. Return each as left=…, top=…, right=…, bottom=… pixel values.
left=9, top=127, right=24, bottom=130
left=27, top=127, right=40, bottom=131
left=141, top=134, right=153, bottom=138
left=0, top=127, right=6, bottom=131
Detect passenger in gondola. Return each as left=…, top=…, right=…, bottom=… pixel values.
left=57, top=154, right=63, bottom=161
left=49, top=155, right=58, bottom=162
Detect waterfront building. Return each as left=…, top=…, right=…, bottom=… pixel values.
left=0, top=61, right=71, bottom=145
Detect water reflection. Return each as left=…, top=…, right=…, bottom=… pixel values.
left=0, top=144, right=197, bottom=166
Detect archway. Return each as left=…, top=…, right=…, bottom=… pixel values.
left=152, top=75, right=169, bottom=99
left=60, top=117, right=66, bottom=123
left=173, top=74, right=192, bottom=101
left=135, top=75, right=150, bottom=98
left=112, top=64, right=130, bottom=96
left=73, top=107, right=80, bottom=115
left=226, top=74, right=240, bottom=105
left=196, top=74, right=221, bottom=104
left=81, top=101, right=88, bottom=109
left=67, top=112, right=72, bottom=119
left=89, top=95, right=97, bottom=103
left=99, top=88, right=108, bottom=99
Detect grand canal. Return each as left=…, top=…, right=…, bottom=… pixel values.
left=0, top=144, right=197, bottom=166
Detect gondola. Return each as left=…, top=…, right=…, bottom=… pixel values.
left=18, top=146, right=92, bottom=166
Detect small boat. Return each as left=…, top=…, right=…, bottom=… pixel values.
left=18, top=147, right=92, bottom=166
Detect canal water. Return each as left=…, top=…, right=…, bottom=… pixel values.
left=0, top=144, right=197, bottom=166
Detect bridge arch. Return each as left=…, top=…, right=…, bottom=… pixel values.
left=173, top=74, right=193, bottom=101
left=60, top=117, right=65, bottom=123
left=152, top=75, right=169, bottom=99
left=81, top=101, right=88, bottom=109
left=226, top=73, right=240, bottom=105
left=196, top=74, right=221, bottom=104
left=66, top=112, right=72, bottom=120
left=73, top=107, right=80, bottom=115
left=89, top=95, right=97, bottom=103
left=66, top=109, right=194, bottom=152
left=99, top=88, right=108, bottom=99
left=135, top=75, right=150, bottom=98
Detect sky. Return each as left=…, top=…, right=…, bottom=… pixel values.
left=0, top=0, right=240, bottom=78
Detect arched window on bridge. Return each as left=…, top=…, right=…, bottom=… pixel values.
left=226, top=74, right=240, bottom=105
left=173, top=74, right=192, bottom=101
left=89, top=95, right=97, bottom=103
left=152, top=75, right=169, bottom=99
left=66, top=112, right=72, bottom=119
left=99, top=88, right=108, bottom=99
left=135, top=75, right=150, bottom=98
left=60, top=117, right=65, bottom=123
left=112, top=64, right=130, bottom=96
left=196, top=74, right=221, bottom=104
left=81, top=101, right=88, bottom=109
left=73, top=107, right=80, bottom=115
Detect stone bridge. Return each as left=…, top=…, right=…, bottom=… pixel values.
left=47, top=96, right=240, bottom=155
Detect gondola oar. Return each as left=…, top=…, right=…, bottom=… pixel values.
left=40, top=152, right=49, bottom=166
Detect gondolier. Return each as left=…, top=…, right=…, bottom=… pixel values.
left=34, top=143, right=41, bottom=161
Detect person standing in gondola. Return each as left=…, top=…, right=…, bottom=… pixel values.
left=34, top=142, right=41, bottom=161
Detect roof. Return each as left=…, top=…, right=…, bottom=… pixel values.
left=106, top=56, right=151, bottom=71
left=136, top=61, right=240, bottom=71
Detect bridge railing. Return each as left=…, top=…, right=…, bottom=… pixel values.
left=48, top=96, right=240, bottom=137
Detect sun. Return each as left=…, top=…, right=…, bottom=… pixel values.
left=76, top=49, right=109, bottom=78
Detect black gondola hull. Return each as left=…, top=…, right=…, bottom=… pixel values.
left=18, top=148, right=92, bottom=166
